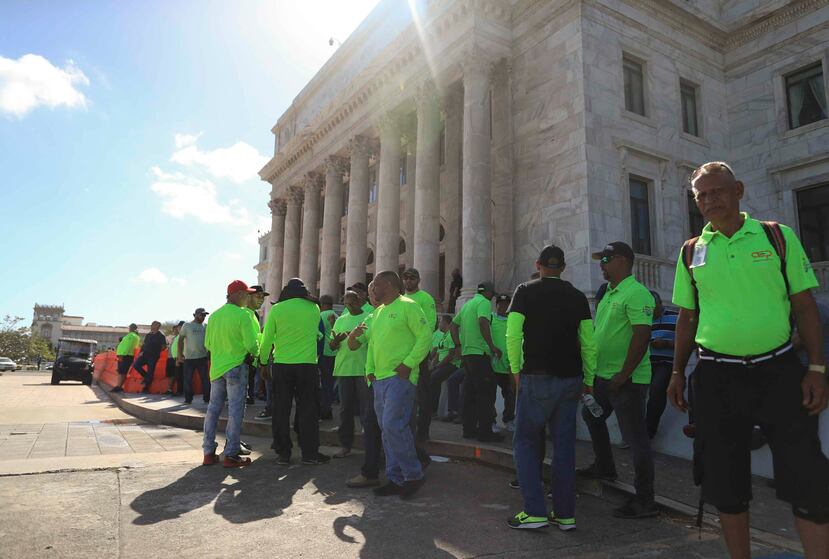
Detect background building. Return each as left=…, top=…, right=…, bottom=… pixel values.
left=31, top=304, right=151, bottom=351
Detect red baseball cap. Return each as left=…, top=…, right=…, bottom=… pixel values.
left=227, top=280, right=256, bottom=296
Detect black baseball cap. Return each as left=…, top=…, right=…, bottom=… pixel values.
left=477, top=281, right=496, bottom=294
left=591, top=241, right=635, bottom=262
left=538, top=245, right=565, bottom=268
left=250, top=285, right=270, bottom=296
left=194, top=308, right=209, bottom=315
left=401, top=268, right=420, bottom=279
left=176, top=320, right=185, bottom=327
left=349, top=282, right=367, bottom=292
left=495, top=294, right=511, bottom=303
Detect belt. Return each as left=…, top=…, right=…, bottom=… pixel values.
left=697, top=341, right=793, bottom=367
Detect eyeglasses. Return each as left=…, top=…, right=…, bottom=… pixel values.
left=600, top=255, right=619, bottom=265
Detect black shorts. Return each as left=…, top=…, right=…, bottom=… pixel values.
left=695, top=350, right=829, bottom=515
left=117, top=356, right=134, bottom=376
left=165, top=358, right=177, bottom=378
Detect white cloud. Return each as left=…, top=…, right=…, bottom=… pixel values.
left=137, top=268, right=168, bottom=284
left=149, top=166, right=249, bottom=225
left=0, top=54, right=89, bottom=118
left=171, top=277, right=188, bottom=286
left=171, top=139, right=269, bottom=184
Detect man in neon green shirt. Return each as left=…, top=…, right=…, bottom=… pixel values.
left=319, top=294, right=339, bottom=421
left=244, top=286, right=268, bottom=407
left=577, top=241, right=656, bottom=520
left=364, top=271, right=431, bottom=498
left=429, top=315, right=463, bottom=421
left=164, top=322, right=183, bottom=396
left=112, top=323, right=140, bottom=393
left=451, top=281, right=503, bottom=443
left=329, top=291, right=368, bottom=459
left=667, top=162, right=829, bottom=556
left=259, top=278, right=329, bottom=466
left=491, top=294, right=514, bottom=430
left=202, top=280, right=258, bottom=468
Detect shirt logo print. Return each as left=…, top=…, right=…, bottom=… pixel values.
left=752, top=250, right=773, bottom=262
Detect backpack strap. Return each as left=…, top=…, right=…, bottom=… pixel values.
left=760, top=221, right=790, bottom=295
left=682, top=236, right=701, bottom=311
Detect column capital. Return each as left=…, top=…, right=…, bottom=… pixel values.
left=441, top=84, right=463, bottom=120
left=490, top=59, right=511, bottom=87
left=348, top=135, right=374, bottom=159
left=415, top=80, right=439, bottom=110
left=303, top=171, right=324, bottom=193
left=376, top=112, right=402, bottom=137
left=324, top=155, right=348, bottom=176
left=268, top=198, right=287, bottom=216
left=285, top=186, right=305, bottom=206
left=460, top=45, right=496, bottom=80
left=400, top=112, right=418, bottom=146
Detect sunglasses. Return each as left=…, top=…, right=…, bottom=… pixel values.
left=599, top=255, right=619, bottom=264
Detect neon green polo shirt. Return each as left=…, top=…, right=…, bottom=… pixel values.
left=331, top=310, right=367, bottom=377
left=243, top=308, right=262, bottom=366
left=169, top=335, right=180, bottom=359
left=203, top=303, right=259, bottom=380
left=321, top=309, right=338, bottom=357
left=452, top=293, right=492, bottom=356
left=259, top=298, right=321, bottom=365
left=594, top=275, right=654, bottom=384
left=116, top=331, right=140, bottom=357
left=672, top=213, right=818, bottom=356
left=490, top=313, right=510, bottom=374
left=365, top=296, right=431, bottom=385
left=406, top=289, right=437, bottom=332
left=359, top=311, right=377, bottom=376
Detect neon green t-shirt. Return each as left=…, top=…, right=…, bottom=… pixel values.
left=672, top=213, right=818, bottom=355
left=243, top=307, right=262, bottom=366
left=321, top=309, right=338, bottom=357
left=331, top=310, right=368, bottom=377
left=406, top=289, right=437, bottom=332
left=434, top=328, right=461, bottom=368
left=259, top=298, right=321, bottom=365
left=452, top=293, right=493, bottom=356
left=594, top=275, right=654, bottom=384
left=116, top=331, right=140, bottom=357
left=203, top=303, right=259, bottom=380
left=490, top=314, right=510, bottom=374
left=169, top=335, right=180, bottom=359
left=365, top=296, right=431, bottom=385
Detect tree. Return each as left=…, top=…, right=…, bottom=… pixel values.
left=0, top=316, right=56, bottom=363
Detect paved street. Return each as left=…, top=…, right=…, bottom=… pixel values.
left=0, top=373, right=797, bottom=558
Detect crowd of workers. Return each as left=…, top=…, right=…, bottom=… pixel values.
left=109, top=161, right=829, bottom=558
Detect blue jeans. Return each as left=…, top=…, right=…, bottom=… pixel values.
left=373, top=375, right=423, bottom=485
left=202, top=364, right=248, bottom=457
left=513, top=375, right=581, bottom=518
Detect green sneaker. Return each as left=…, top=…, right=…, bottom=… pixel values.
left=548, top=513, right=576, bottom=531
left=507, top=511, right=549, bottom=530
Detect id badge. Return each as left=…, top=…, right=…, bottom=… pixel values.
left=690, top=243, right=707, bottom=268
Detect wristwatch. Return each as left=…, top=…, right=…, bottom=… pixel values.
left=808, top=364, right=826, bottom=374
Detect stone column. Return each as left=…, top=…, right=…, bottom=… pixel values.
left=320, top=156, right=347, bottom=298
left=299, top=172, right=323, bottom=293
left=282, top=186, right=303, bottom=287
left=491, top=60, right=514, bottom=294
left=375, top=113, right=402, bottom=274
left=442, top=85, right=463, bottom=299
left=266, top=197, right=286, bottom=312
left=460, top=51, right=493, bottom=299
left=345, top=136, right=372, bottom=289
left=413, top=82, right=442, bottom=298
left=403, top=122, right=417, bottom=268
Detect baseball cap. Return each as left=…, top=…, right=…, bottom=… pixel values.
left=194, top=308, right=209, bottom=316
left=591, top=241, right=635, bottom=262
left=477, top=281, right=496, bottom=294
left=176, top=320, right=185, bottom=327
left=402, top=268, right=420, bottom=279
left=349, top=282, right=367, bottom=292
left=538, top=245, right=565, bottom=268
left=250, top=285, right=270, bottom=296
left=227, top=280, right=256, bottom=297
left=128, top=323, right=138, bottom=330
left=276, top=278, right=318, bottom=304
left=496, top=294, right=511, bottom=303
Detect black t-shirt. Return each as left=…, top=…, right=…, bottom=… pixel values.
left=142, top=331, right=167, bottom=357
left=507, top=277, right=592, bottom=377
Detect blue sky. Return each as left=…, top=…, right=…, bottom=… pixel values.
left=0, top=0, right=379, bottom=327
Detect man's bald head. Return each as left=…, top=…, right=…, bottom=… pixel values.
left=373, top=271, right=402, bottom=304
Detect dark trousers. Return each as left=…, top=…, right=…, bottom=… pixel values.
left=646, top=361, right=673, bottom=439
left=133, top=353, right=160, bottom=387
left=462, top=355, right=497, bottom=437
left=247, top=366, right=257, bottom=400
left=272, top=363, right=319, bottom=459
left=166, top=359, right=183, bottom=394
left=582, top=377, right=655, bottom=504
left=494, top=373, right=515, bottom=423
left=318, top=355, right=336, bottom=415
left=362, top=383, right=382, bottom=479
left=448, top=368, right=465, bottom=412
left=415, top=361, right=432, bottom=441
left=183, top=357, right=210, bottom=403
left=430, top=363, right=459, bottom=412
left=338, top=376, right=368, bottom=450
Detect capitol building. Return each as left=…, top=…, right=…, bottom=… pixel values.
left=254, top=0, right=829, bottom=307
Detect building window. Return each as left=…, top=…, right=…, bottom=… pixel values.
left=369, top=167, right=377, bottom=204
left=623, top=57, right=645, bottom=116
left=680, top=80, right=699, bottom=136
left=687, top=191, right=705, bottom=237
left=400, top=155, right=407, bottom=186
left=629, top=176, right=652, bottom=255
left=439, top=127, right=445, bottom=166
left=797, top=184, right=829, bottom=261
left=787, top=63, right=827, bottom=129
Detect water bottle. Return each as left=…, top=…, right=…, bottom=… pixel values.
left=582, top=393, right=603, bottom=418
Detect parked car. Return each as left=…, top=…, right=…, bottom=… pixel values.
left=0, top=357, right=17, bottom=372
left=42, top=361, right=54, bottom=371
left=51, top=338, right=97, bottom=385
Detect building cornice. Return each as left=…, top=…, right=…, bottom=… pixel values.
left=725, top=0, right=829, bottom=50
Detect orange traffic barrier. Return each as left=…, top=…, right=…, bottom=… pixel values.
left=94, top=349, right=204, bottom=395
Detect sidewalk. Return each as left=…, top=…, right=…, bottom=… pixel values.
left=103, top=382, right=802, bottom=554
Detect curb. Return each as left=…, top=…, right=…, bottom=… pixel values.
left=102, top=383, right=803, bottom=554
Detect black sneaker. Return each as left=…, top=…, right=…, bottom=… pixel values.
left=400, top=478, right=425, bottom=499
left=477, top=432, right=505, bottom=443
left=373, top=482, right=402, bottom=497
left=238, top=446, right=251, bottom=456
left=255, top=410, right=272, bottom=421
left=509, top=479, right=520, bottom=489
left=576, top=463, right=618, bottom=482
left=319, top=410, right=333, bottom=421
left=240, top=441, right=253, bottom=451
left=612, top=500, right=659, bottom=519
left=276, top=453, right=291, bottom=466
left=301, top=453, right=331, bottom=465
